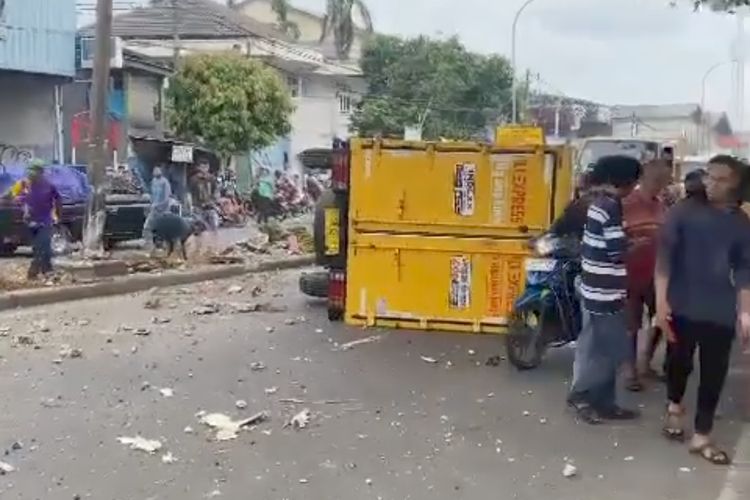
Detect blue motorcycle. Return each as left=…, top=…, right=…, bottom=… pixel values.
left=505, top=235, right=582, bottom=370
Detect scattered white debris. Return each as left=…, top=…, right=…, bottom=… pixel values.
left=299, top=478, right=309, bottom=484
left=265, top=326, right=275, bottom=333
left=539, top=417, right=548, bottom=424
left=183, top=426, right=194, bottom=434
left=235, top=399, right=248, bottom=410
left=264, top=386, right=279, bottom=395
left=34, top=320, right=50, bottom=332
left=144, top=297, right=162, bottom=310
left=420, top=356, right=438, bottom=364
left=284, top=318, right=296, bottom=326
left=289, top=408, right=312, bottom=430
left=192, top=303, right=220, bottom=315
left=152, top=317, right=171, bottom=324
left=59, top=345, right=83, bottom=359
left=315, top=328, right=323, bottom=334
left=134, top=328, right=151, bottom=336
left=161, top=452, right=178, bottom=464
left=227, top=285, right=244, bottom=294
left=206, top=490, right=222, bottom=498
left=522, top=411, right=531, bottom=417
left=562, top=463, right=578, bottom=478
left=200, top=411, right=269, bottom=441
left=468, top=349, right=476, bottom=356
left=679, top=467, right=692, bottom=473
left=159, top=387, right=174, bottom=398
left=365, top=478, right=373, bottom=486
left=0, top=326, right=11, bottom=337
left=250, top=362, right=266, bottom=372
left=336, top=335, right=382, bottom=351
left=0, top=461, right=16, bottom=474
left=624, top=456, right=635, bottom=462
left=117, top=436, right=163, bottom=454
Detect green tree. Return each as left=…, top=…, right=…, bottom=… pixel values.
left=350, top=35, right=513, bottom=140
left=271, top=0, right=301, bottom=40
left=320, top=0, right=374, bottom=60
left=167, top=53, right=294, bottom=159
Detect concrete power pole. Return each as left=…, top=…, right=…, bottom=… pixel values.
left=82, top=0, right=113, bottom=255
left=172, top=0, right=181, bottom=70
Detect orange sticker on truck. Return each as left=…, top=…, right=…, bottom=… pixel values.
left=510, top=161, right=527, bottom=225
left=487, top=256, right=502, bottom=316
left=505, top=258, right=523, bottom=316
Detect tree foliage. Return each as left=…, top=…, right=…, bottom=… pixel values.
left=320, top=0, right=374, bottom=60
left=167, top=53, right=293, bottom=157
left=694, top=0, right=750, bottom=10
left=350, top=35, right=513, bottom=140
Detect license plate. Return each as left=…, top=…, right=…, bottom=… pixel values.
left=524, top=258, right=556, bottom=273
left=324, top=208, right=340, bottom=256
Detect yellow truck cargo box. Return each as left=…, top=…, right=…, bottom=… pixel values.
left=348, top=139, right=573, bottom=238
left=345, top=232, right=530, bottom=334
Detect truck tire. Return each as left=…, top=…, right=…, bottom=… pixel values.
left=299, top=271, right=329, bottom=298
left=313, top=189, right=337, bottom=265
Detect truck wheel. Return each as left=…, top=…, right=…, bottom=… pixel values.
left=313, top=189, right=337, bottom=264
left=299, top=271, right=329, bottom=298
left=505, top=309, right=547, bottom=370
left=0, top=243, right=18, bottom=257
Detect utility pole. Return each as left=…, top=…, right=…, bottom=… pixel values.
left=82, top=0, right=113, bottom=255
left=172, top=0, right=181, bottom=70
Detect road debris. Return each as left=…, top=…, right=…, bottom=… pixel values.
left=250, top=362, right=267, bottom=372
left=117, top=436, right=163, bottom=454
left=315, top=328, right=323, bottom=334
left=232, top=302, right=287, bottom=314
left=184, top=426, right=195, bottom=434
left=336, top=335, right=382, bottom=351
left=152, top=317, right=172, bottom=324
left=0, top=326, right=11, bottom=337
left=144, top=297, right=161, bottom=310
left=539, top=417, right=548, bottom=424
left=486, top=355, right=503, bottom=367
left=420, top=356, right=438, bottom=364
left=0, top=461, right=16, bottom=474
left=288, top=408, right=312, bottom=430
left=161, top=452, right=178, bottom=464
left=33, top=320, right=50, bottom=332
left=468, top=349, right=476, bottom=356
left=206, top=489, right=222, bottom=498
left=192, top=303, right=220, bottom=315
left=227, top=285, right=244, bottom=294
left=159, top=387, right=175, bottom=398
left=200, top=411, right=269, bottom=441
left=12, top=335, right=35, bottom=347
left=134, top=327, right=152, bottom=336
left=264, top=386, right=279, bottom=395
left=679, top=467, right=692, bottom=473
left=235, top=399, right=248, bottom=410
left=624, top=456, right=635, bottom=462
left=59, top=344, right=83, bottom=359
left=562, top=463, right=578, bottom=478
left=265, top=326, right=275, bottom=333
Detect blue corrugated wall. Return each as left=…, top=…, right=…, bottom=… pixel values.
left=0, top=0, right=76, bottom=76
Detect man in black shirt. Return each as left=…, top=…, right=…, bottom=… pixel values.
left=656, top=155, right=750, bottom=465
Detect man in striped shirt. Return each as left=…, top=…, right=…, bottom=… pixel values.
left=568, top=155, right=642, bottom=425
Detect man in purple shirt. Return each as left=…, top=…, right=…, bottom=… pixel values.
left=21, top=161, right=61, bottom=279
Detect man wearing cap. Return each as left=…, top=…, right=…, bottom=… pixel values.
left=20, top=160, right=61, bottom=279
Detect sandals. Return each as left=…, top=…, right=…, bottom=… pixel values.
left=689, top=442, right=731, bottom=465
left=662, top=407, right=685, bottom=441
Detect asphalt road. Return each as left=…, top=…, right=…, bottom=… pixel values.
left=0, top=269, right=748, bottom=500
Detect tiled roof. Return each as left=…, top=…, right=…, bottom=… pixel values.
left=79, top=0, right=284, bottom=40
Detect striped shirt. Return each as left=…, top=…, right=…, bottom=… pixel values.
left=580, top=192, right=627, bottom=315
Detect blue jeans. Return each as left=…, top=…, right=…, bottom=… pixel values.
left=569, top=309, right=629, bottom=410
left=28, top=224, right=53, bottom=278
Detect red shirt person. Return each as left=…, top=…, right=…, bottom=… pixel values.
left=621, top=159, right=673, bottom=390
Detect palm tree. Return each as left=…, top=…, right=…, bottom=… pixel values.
left=319, top=0, right=374, bottom=60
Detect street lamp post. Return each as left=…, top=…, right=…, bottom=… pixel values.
left=700, top=61, right=732, bottom=153
left=511, top=0, right=537, bottom=124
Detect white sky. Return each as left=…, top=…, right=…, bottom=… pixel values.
left=79, top=0, right=748, bottom=117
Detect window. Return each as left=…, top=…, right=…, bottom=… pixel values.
left=286, top=75, right=302, bottom=98
left=338, top=92, right=352, bottom=114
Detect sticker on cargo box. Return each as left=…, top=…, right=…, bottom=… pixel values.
left=453, top=163, right=476, bottom=216
left=486, top=256, right=503, bottom=316
left=491, top=158, right=510, bottom=223
left=449, top=256, right=471, bottom=309
left=510, top=161, right=528, bottom=225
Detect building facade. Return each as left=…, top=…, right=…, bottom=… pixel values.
left=0, top=0, right=76, bottom=164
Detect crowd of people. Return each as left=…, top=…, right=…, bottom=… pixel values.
left=556, top=154, right=750, bottom=466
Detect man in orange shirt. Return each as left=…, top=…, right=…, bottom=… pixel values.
left=622, top=159, right=673, bottom=391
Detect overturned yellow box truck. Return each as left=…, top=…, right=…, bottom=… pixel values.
left=302, top=128, right=575, bottom=334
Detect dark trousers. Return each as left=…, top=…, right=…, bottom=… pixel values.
left=28, top=224, right=53, bottom=278
left=666, top=316, right=734, bottom=434
left=255, top=196, right=273, bottom=224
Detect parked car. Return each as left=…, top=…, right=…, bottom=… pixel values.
left=0, top=164, right=89, bottom=256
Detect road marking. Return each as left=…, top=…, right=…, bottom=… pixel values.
left=717, top=425, right=750, bottom=500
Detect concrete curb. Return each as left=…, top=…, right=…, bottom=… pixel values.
left=0, top=255, right=316, bottom=312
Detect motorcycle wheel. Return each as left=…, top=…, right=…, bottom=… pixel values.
left=505, top=309, right=548, bottom=370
